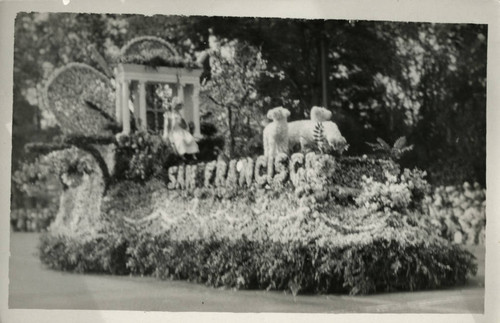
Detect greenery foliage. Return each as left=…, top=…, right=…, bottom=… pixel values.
left=195, top=120, right=226, bottom=161
left=114, top=131, right=178, bottom=182
left=330, top=156, right=400, bottom=188
left=119, top=53, right=200, bottom=69
left=13, top=147, right=96, bottom=194
left=201, top=39, right=279, bottom=158
left=366, top=136, right=414, bottom=160
left=38, top=230, right=128, bottom=275
left=124, top=234, right=475, bottom=295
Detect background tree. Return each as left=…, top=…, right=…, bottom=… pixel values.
left=200, top=18, right=486, bottom=184
left=12, top=13, right=487, bottom=186
left=201, top=38, right=279, bottom=158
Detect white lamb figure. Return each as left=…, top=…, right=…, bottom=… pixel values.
left=263, top=106, right=291, bottom=157
left=320, top=121, right=348, bottom=151
left=288, top=107, right=347, bottom=152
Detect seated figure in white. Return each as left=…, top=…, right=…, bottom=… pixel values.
left=163, top=98, right=199, bottom=157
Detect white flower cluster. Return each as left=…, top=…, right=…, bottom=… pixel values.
left=154, top=84, right=175, bottom=111
left=355, top=171, right=414, bottom=213
left=425, top=182, right=486, bottom=245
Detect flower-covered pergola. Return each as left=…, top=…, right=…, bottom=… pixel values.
left=115, top=36, right=203, bottom=138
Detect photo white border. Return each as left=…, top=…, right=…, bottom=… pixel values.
left=0, top=0, right=498, bottom=322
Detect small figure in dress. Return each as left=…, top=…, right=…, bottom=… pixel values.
left=163, top=97, right=199, bottom=158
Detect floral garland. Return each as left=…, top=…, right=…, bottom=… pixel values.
left=119, top=36, right=200, bottom=69
left=117, top=166, right=445, bottom=252
left=119, top=36, right=180, bottom=58
left=119, top=52, right=201, bottom=69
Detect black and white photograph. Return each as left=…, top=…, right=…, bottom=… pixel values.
left=0, top=0, right=498, bottom=322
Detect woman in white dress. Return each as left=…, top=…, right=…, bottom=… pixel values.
left=163, top=97, right=199, bottom=157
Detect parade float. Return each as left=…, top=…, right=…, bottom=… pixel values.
left=16, top=36, right=480, bottom=295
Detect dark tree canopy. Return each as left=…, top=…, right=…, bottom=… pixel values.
left=12, top=12, right=487, bottom=186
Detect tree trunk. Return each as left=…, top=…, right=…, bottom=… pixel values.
left=389, top=108, right=394, bottom=133
left=320, top=32, right=328, bottom=109
left=314, top=34, right=322, bottom=108
left=226, top=106, right=234, bottom=158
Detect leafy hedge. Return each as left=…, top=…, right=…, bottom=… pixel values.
left=38, top=231, right=128, bottom=275
left=114, top=131, right=178, bottom=182
left=38, top=225, right=476, bottom=295
left=119, top=53, right=201, bottom=69
left=331, top=156, right=399, bottom=188
left=38, top=156, right=478, bottom=295
left=124, top=234, right=475, bottom=295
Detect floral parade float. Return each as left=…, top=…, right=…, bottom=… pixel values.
left=17, top=36, right=480, bottom=295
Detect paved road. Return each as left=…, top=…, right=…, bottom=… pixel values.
left=8, top=233, right=484, bottom=313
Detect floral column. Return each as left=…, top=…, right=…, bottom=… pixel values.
left=177, top=82, right=185, bottom=119
left=139, top=80, right=147, bottom=130
left=115, top=81, right=122, bottom=125
left=122, top=79, right=131, bottom=134
left=193, top=84, right=201, bottom=138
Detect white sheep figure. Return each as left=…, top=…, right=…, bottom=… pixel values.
left=310, top=106, right=332, bottom=122
left=288, top=106, right=347, bottom=153
left=263, top=106, right=291, bottom=157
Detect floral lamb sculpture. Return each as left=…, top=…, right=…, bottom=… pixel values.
left=288, top=106, right=347, bottom=153
left=310, top=106, right=332, bottom=122
left=263, top=106, right=291, bottom=157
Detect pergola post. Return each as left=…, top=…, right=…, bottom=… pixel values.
left=193, top=84, right=201, bottom=138
left=139, top=81, right=147, bottom=130
left=132, top=84, right=140, bottom=126
left=115, top=82, right=122, bottom=125
left=177, top=82, right=185, bottom=119
left=122, top=80, right=131, bottom=134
